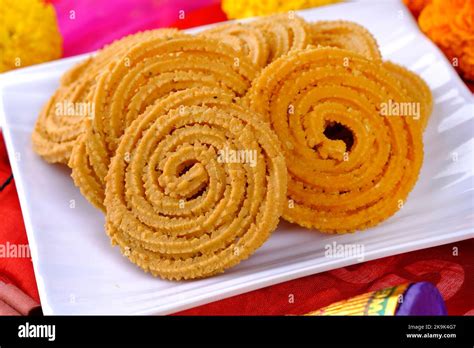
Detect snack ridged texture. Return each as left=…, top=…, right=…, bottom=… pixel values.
left=248, top=47, right=424, bottom=233
left=31, top=76, right=94, bottom=164
left=32, top=15, right=433, bottom=279
left=250, top=14, right=312, bottom=64
left=69, top=35, right=259, bottom=211
left=200, top=22, right=270, bottom=68
left=105, top=87, right=287, bottom=280
left=382, top=61, right=433, bottom=130
left=310, top=20, right=382, bottom=60
left=32, top=29, right=184, bottom=164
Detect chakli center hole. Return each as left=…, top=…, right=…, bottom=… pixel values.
left=177, top=160, right=198, bottom=176
left=323, top=121, right=354, bottom=151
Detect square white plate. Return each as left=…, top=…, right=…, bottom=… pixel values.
left=1, top=1, right=473, bottom=315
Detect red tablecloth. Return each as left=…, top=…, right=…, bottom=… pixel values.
left=0, top=0, right=472, bottom=316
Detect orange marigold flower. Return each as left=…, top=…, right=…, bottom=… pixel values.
left=403, top=0, right=432, bottom=18
left=419, top=0, right=474, bottom=81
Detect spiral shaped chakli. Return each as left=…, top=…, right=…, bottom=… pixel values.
left=104, top=87, right=287, bottom=280
left=59, top=58, right=94, bottom=87
left=382, top=61, right=433, bottom=130
left=248, top=47, right=424, bottom=233
left=250, top=14, right=312, bottom=64
left=32, top=29, right=184, bottom=164
left=310, top=20, right=382, bottom=60
left=200, top=22, right=270, bottom=68
left=32, top=75, right=94, bottom=164
left=69, top=35, right=259, bottom=211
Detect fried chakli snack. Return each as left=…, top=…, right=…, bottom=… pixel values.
left=105, top=87, right=287, bottom=280
left=59, top=58, right=94, bottom=86
left=250, top=14, right=312, bottom=64
left=69, top=35, right=258, bottom=210
left=200, top=22, right=270, bottom=68
left=248, top=47, right=424, bottom=233
left=31, top=74, right=92, bottom=164
left=32, top=29, right=184, bottom=164
left=383, top=61, right=433, bottom=130
left=310, top=20, right=382, bottom=60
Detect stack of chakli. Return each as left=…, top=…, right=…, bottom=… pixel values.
left=32, top=13, right=432, bottom=280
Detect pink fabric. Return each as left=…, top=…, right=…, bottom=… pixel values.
left=49, top=0, right=221, bottom=56
left=0, top=300, right=20, bottom=316
left=0, top=281, right=39, bottom=315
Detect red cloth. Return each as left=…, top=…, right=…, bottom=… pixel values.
left=0, top=135, right=40, bottom=303
left=0, top=0, right=472, bottom=316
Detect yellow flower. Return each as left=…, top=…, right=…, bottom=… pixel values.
left=222, top=0, right=342, bottom=19
left=0, top=0, right=62, bottom=73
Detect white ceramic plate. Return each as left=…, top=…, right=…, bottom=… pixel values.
left=0, top=1, right=473, bottom=315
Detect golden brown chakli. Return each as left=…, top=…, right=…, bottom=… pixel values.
left=247, top=47, right=425, bottom=233
left=31, top=15, right=433, bottom=278
left=105, top=88, right=287, bottom=279
left=69, top=35, right=258, bottom=210
left=32, top=29, right=184, bottom=164
left=310, top=20, right=382, bottom=60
